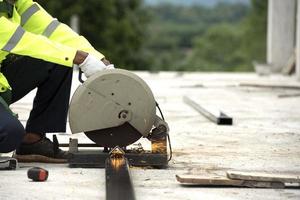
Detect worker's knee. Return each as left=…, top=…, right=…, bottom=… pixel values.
left=0, top=117, right=25, bottom=153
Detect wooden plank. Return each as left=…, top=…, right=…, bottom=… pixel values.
left=227, top=171, right=300, bottom=183
left=242, top=181, right=285, bottom=188
left=176, top=175, right=244, bottom=186
left=278, top=93, right=300, bottom=98
left=183, top=96, right=232, bottom=125
left=176, top=175, right=285, bottom=188
left=239, top=83, right=300, bottom=90
left=281, top=50, right=296, bottom=75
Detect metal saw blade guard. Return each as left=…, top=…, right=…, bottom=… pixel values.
left=69, top=69, right=156, bottom=147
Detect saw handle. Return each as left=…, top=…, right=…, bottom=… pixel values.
left=78, top=68, right=84, bottom=83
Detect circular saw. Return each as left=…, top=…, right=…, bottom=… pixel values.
left=69, top=69, right=161, bottom=148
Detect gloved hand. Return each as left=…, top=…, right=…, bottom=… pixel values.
left=79, top=54, right=107, bottom=78
left=75, top=50, right=115, bottom=78
left=106, top=64, right=115, bottom=69
left=101, top=58, right=115, bottom=70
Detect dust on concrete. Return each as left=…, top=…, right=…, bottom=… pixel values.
left=1, top=72, right=300, bottom=200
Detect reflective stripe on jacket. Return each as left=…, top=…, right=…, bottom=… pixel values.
left=0, top=0, right=105, bottom=92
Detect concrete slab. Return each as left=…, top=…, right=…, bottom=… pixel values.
left=1, top=71, right=300, bottom=199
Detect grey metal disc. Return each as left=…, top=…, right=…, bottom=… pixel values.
left=69, top=69, right=156, bottom=147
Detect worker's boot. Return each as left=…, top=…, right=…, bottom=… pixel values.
left=14, top=135, right=68, bottom=163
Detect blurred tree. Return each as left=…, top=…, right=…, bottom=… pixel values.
left=183, top=23, right=247, bottom=71
left=182, top=0, right=267, bottom=71
left=240, top=0, right=268, bottom=64
left=37, top=0, right=268, bottom=72
left=144, top=3, right=250, bottom=71
left=37, top=0, right=149, bottom=70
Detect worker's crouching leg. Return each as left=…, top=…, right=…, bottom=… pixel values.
left=25, top=61, right=73, bottom=133
left=0, top=104, right=25, bottom=153
left=1, top=56, right=72, bottom=162
left=1, top=56, right=73, bottom=133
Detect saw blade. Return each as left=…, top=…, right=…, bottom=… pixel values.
left=84, top=122, right=142, bottom=148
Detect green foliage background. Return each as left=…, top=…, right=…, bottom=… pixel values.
left=37, top=0, right=148, bottom=70
left=37, top=0, right=268, bottom=71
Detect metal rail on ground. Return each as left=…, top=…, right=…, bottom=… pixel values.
left=183, top=96, right=232, bottom=125
left=105, top=147, right=136, bottom=200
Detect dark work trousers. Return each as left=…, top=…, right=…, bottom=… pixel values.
left=0, top=56, right=73, bottom=153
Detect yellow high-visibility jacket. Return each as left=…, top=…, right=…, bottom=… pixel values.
left=0, top=0, right=104, bottom=93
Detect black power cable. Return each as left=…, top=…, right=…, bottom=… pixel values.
left=156, top=102, right=172, bottom=162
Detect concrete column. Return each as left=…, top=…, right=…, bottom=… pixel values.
left=297, top=0, right=300, bottom=80
left=70, top=15, right=80, bottom=34
left=267, top=0, right=296, bottom=72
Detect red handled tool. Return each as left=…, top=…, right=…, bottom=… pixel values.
left=27, top=167, right=49, bottom=182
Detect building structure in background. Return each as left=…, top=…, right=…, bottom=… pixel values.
left=297, top=1, right=300, bottom=80
left=267, top=0, right=300, bottom=80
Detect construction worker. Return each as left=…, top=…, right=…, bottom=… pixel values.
left=0, top=0, right=113, bottom=162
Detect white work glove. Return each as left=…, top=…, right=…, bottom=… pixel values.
left=106, top=64, right=115, bottom=69
left=79, top=54, right=109, bottom=78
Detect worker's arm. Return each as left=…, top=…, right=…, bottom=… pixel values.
left=0, top=16, right=77, bottom=66
left=15, top=0, right=105, bottom=60
left=0, top=17, right=109, bottom=78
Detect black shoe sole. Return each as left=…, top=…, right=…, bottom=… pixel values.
left=13, top=154, right=67, bottom=163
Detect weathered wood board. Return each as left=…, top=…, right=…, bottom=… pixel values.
left=239, top=83, right=300, bottom=90
left=176, top=175, right=244, bottom=186
left=278, top=93, right=300, bottom=98
left=282, top=50, right=296, bottom=75
left=176, top=175, right=285, bottom=188
left=227, top=171, right=300, bottom=184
